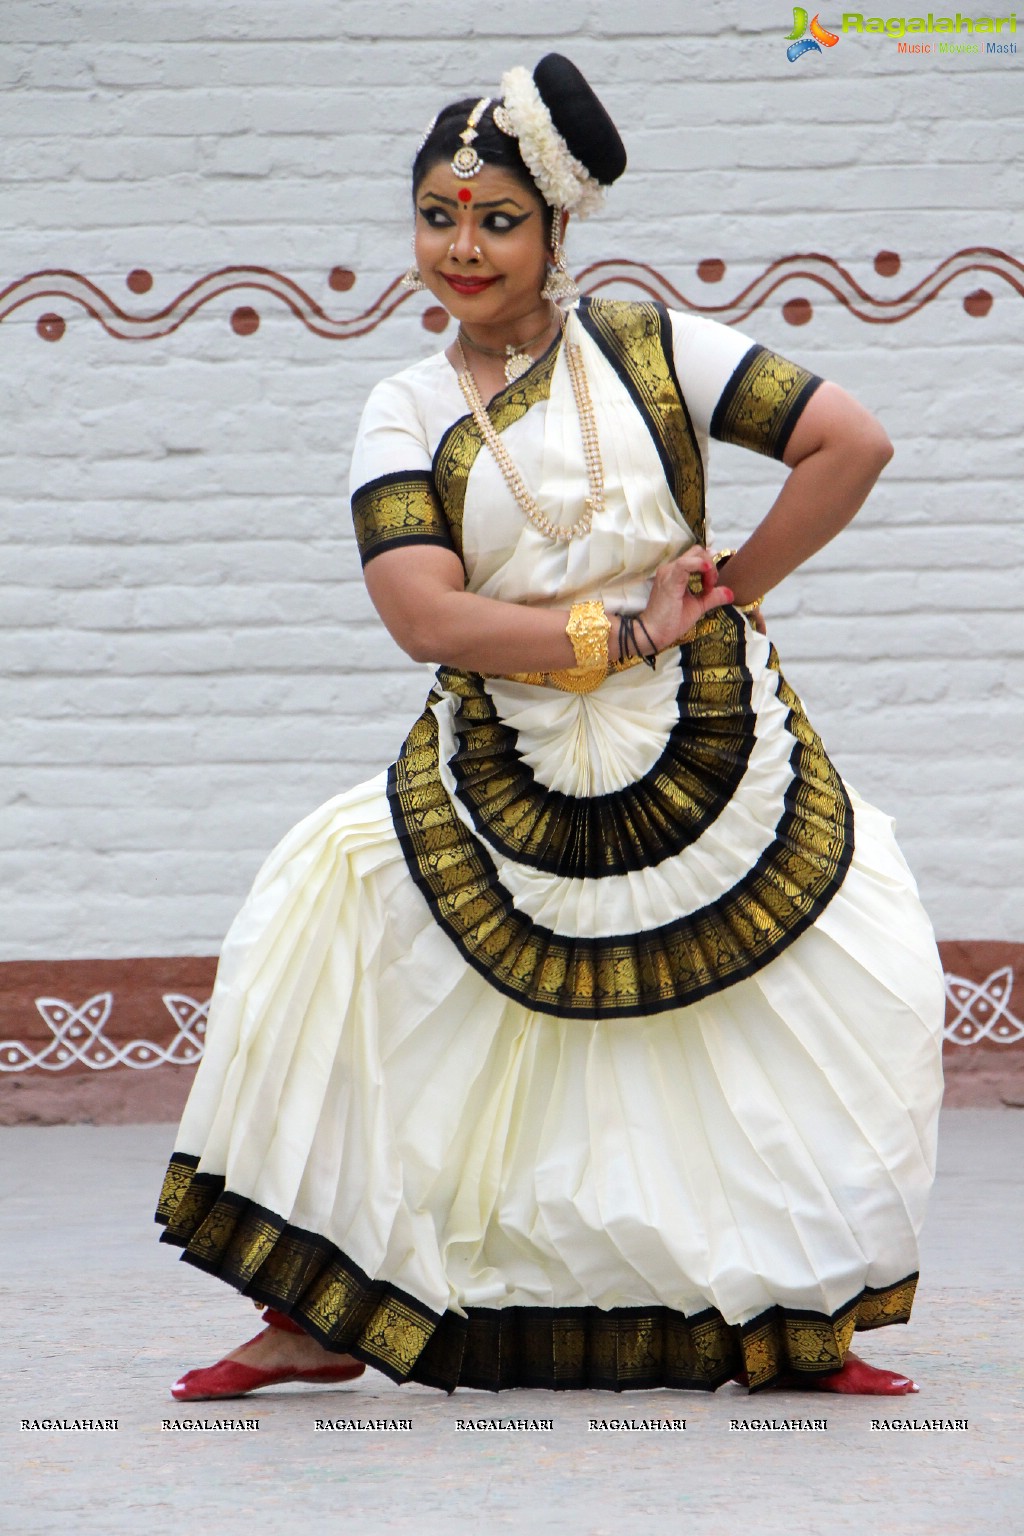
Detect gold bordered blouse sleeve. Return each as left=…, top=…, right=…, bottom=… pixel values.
left=351, top=471, right=454, bottom=567
left=667, top=312, right=824, bottom=464
left=349, top=374, right=455, bottom=567
left=709, top=344, right=824, bottom=461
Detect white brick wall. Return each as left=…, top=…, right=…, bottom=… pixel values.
left=2, top=1, right=1022, bottom=958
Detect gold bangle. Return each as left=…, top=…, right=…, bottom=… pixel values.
left=713, top=549, right=763, bottom=613
left=546, top=599, right=610, bottom=693
left=565, top=600, right=610, bottom=668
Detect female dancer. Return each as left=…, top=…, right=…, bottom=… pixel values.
left=159, top=55, right=944, bottom=1401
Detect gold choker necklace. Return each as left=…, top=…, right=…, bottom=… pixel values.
left=458, top=318, right=556, bottom=385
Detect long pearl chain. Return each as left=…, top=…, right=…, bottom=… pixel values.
left=454, top=318, right=605, bottom=544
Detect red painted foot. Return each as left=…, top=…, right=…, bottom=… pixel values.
left=261, top=1307, right=305, bottom=1334
left=733, top=1352, right=918, bottom=1394
left=796, top=1353, right=918, bottom=1395
left=170, top=1312, right=365, bottom=1402
left=170, top=1355, right=365, bottom=1402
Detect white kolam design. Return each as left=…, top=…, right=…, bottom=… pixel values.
left=1, top=972, right=1019, bottom=1070
left=0, top=992, right=209, bottom=1071
left=943, top=967, right=1024, bottom=1045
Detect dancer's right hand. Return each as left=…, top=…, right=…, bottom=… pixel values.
left=639, top=546, right=734, bottom=650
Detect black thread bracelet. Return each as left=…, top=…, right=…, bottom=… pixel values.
left=618, top=613, right=633, bottom=665
left=634, top=616, right=658, bottom=668
left=616, top=613, right=658, bottom=670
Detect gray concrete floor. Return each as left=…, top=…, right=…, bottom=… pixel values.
left=2, top=1110, right=1022, bottom=1536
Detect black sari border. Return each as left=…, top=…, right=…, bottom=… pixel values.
left=710, top=343, right=824, bottom=461
left=446, top=619, right=756, bottom=879
left=351, top=469, right=455, bottom=567
left=576, top=296, right=706, bottom=544
left=386, top=611, right=854, bottom=1020
left=156, top=1153, right=917, bottom=1395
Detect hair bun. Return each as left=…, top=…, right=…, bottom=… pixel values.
left=533, top=54, right=626, bottom=186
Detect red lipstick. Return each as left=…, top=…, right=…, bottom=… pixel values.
left=442, top=274, right=499, bottom=296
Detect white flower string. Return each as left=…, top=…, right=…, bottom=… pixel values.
left=498, top=67, right=605, bottom=219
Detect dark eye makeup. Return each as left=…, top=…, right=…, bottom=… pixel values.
left=483, top=211, right=531, bottom=232
left=418, top=206, right=454, bottom=229
left=417, top=205, right=532, bottom=234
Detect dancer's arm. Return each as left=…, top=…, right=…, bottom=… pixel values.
left=363, top=542, right=731, bottom=674
left=694, top=381, right=894, bottom=618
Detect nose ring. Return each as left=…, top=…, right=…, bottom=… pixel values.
left=448, top=243, right=483, bottom=260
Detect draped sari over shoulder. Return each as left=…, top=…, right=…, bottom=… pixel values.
left=157, top=299, right=944, bottom=1394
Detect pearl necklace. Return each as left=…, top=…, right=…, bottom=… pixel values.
left=454, top=318, right=605, bottom=544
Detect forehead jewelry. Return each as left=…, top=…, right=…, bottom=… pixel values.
left=415, top=113, right=438, bottom=156
left=492, top=103, right=515, bottom=137
left=451, top=97, right=491, bottom=179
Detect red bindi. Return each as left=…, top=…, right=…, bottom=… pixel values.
left=458, top=187, right=472, bottom=203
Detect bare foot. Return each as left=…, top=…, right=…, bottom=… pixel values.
left=733, top=1351, right=918, bottom=1395
left=170, top=1314, right=364, bottom=1401
left=793, top=1352, right=918, bottom=1395
left=223, top=1319, right=359, bottom=1373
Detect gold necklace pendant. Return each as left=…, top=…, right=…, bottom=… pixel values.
left=458, top=320, right=554, bottom=387
left=503, top=347, right=534, bottom=384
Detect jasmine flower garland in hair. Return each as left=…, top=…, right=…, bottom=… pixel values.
left=498, top=66, right=606, bottom=218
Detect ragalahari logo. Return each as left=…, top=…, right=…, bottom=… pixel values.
left=787, top=8, right=841, bottom=58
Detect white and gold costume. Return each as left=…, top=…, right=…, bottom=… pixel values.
left=158, top=300, right=944, bottom=1393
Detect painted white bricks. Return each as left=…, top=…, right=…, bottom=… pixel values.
left=2, top=0, right=1022, bottom=957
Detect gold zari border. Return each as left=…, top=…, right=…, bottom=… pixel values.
left=577, top=297, right=706, bottom=543
left=431, top=298, right=707, bottom=554
left=711, top=345, right=823, bottom=460
left=432, top=345, right=560, bottom=558
left=447, top=615, right=754, bottom=879
left=157, top=1154, right=917, bottom=1393
left=157, top=1157, right=437, bottom=1378
left=388, top=607, right=853, bottom=1017
left=351, top=470, right=454, bottom=567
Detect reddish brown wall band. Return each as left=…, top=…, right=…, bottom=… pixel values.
left=1, top=944, right=1021, bottom=1121
left=1, top=249, right=1021, bottom=343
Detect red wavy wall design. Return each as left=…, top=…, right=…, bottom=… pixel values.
left=1, top=249, right=1019, bottom=342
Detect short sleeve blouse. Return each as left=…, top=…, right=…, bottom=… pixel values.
left=349, top=303, right=823, bottom=569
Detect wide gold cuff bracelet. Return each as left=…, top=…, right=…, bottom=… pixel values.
left=542, top=599, right=611, bottom=694
left=500, top=602, right=697, bottom=694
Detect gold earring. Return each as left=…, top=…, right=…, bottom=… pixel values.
left=401, top=234, right=427, bottom=292
left=541, top=240, right=579, bottom=307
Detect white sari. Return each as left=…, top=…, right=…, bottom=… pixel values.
left=157, top=300, right=944, bottom=1393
